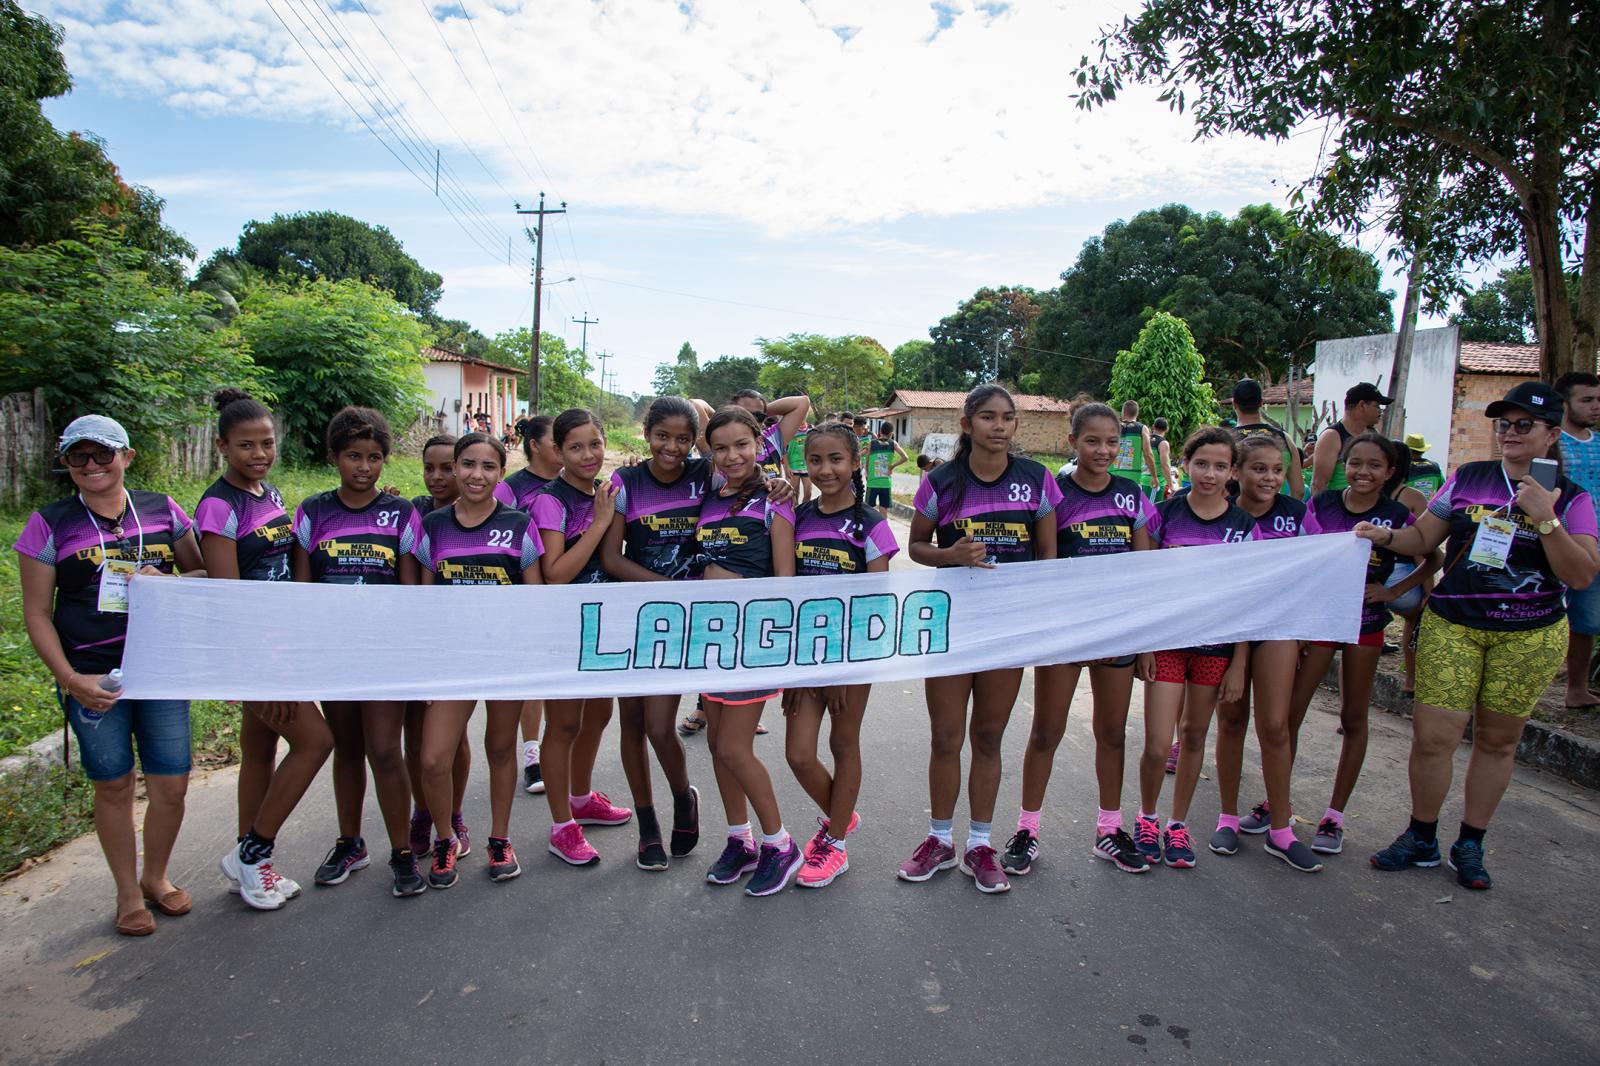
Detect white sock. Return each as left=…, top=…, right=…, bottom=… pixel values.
left=762, top=827, right=791, bottom=848
left=523, top=740, right=539, bottom=765
left=550, top=819, right=575, bottom=836
left=824, top=833, right=846, bottom=851
left=728, top=822, right=754, bottom=842
left=967, top=821, right=992, bottom=851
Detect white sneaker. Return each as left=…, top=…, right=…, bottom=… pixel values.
left=221, top=843, right=294, bottom=908
left=221, top=843, right=301, bottom=898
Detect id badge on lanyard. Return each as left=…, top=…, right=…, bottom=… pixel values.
left=83, top=491, right=143, bottom=613
left=1470, top=467, right=1521, bottom=570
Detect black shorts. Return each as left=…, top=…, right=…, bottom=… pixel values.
left=866, top=486, right=891, bottom=508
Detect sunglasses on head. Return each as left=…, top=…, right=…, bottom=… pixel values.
left=63, top=447, right=120, bottom=468
left=1493, top=417, right=1554, bottom=436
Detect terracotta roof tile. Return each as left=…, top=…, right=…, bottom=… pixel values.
left=887, top=389, right=1073, bottom=413
left=1259, top=378, right=1313, bottom=405
left=422, top=345, right=525, bottom=377
left=1457, top=341, right=1539, bottom=375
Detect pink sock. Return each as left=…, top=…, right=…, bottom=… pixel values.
left=569, top=792, right=592, bottom=809
left=1216, top=813, right=1240, bottom=832
left=1096, top=808, right=1121, bottom=835
left=1018, top=808, right=1042, bottom=834
left=1324, top=807, right=1344, bottom=827
left=1268, top=826, right=1296, bottom=849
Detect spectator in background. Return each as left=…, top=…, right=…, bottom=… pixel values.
left=1150, top=416, right=1176, bottom=500
left=1556, top=371, right=1600, bottom=710
left=1312, top=382, right=1390, bottom=494
left=1404, top=434, right=1445, bottom=499
left=1231, top=379, right=1304, bottom=499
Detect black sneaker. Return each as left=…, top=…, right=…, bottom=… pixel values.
left=637, top=838, right=670, bottom=872
left=1449, top=839, right=1493, bottom=890
left=1370, top=829, right=1442, bottom=871
left=486, top=837, right=522, bottom=882
left=671, top=785, right=701, bottom=857
left=523, top=762, right=544, bottom=794
left=314, top=836, right=370, bottom=886
left=1209, top=826, right=1240, bottom=855
left=1092, top=829, right=1150, bottom=873
left=389, top=851, right=427, bottom=897
left=1264, top=835, right=1323, bottom=873
left=705, top=837, right=759, bottom=885
left=428, top=836, right=459, bottom=889
left=1000, top=829, right=1039, bottom=876
left=744, top=839, right=802, bottom=897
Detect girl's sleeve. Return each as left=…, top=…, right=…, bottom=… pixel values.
left=1426, top=473, right=1458, bottom=522
left=913, top=476, right=940, bottom=521
left=1133, top=493, right=1157, bottom=532
left=1145, top=507, right=1165, bottom=547
left=167, top=497, right=194, bottom=537
left=493, top=481, right=516, bottom=507
left=194, top=496, right=237, bottom=539
left=1037, top=470, right=1063, bottom=518
left=399, top=501, right=421, bottom=557
left=610, top=470, right=628, bottom=514
left=520, top=527, right=543, bottom=568
left=530, top=493, right=565, bottom=533
left=1562, top=490, right=1600, bottom=539
left=867, top=516, right=900, bottom=561
left=413, top=527, right=434, bottom=571
left=768, top=497, right=796, bottom=528
left=292, top=503, right=313, bottom=551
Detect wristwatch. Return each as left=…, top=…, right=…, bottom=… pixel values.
left=1537, top=517, right=1562, bottom=536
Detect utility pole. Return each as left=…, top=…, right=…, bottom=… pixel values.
left=574, top=312, right=598, bottom=366
left=595, top=348, right=611, bottom=401
left=514, top=192, right=566, bottom=413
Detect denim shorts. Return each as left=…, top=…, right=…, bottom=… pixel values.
left=1387, top=562, right=1424, bottom=615
left=62, top=694, right=192, bottom=781
left=1567, top=580, right=1600, bottom=637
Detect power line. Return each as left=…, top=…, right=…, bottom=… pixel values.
left=458, top=3, right=558, bottom=190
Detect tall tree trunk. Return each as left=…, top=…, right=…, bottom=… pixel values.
left=1524, top=185, right=1575, bottom=381
left=1382, top=250, right=1425, bottom=438
left=1577, top=182, right=1600, bottom=375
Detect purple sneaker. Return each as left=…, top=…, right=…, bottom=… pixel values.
left=896, top=835, right=958, bottom=883
left=960, top=844, right=1011, bottom=894
left=451, top=812, right=471, bottom=858
left=705, top=837, right=760, bottom=884
left=409, top=809, right=431, bottom=860
left=744, top=838, right=802, bottom=897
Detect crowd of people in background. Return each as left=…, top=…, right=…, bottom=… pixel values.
left=16, top=372, right=1598, bottom=936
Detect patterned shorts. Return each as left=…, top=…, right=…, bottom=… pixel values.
left=1414, top=613, right=1566, bottom=718
left=1151, top=650, right=1231, bottom=687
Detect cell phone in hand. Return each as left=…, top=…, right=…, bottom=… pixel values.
left=1530, top=457, right=1559, bottom=491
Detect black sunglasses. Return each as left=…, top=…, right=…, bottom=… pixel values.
left=1493, top=417, right=1555, bottom=436
left=63, top=447, right=120, bottom=468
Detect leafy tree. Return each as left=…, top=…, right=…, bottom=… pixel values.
left=485, top=327, right=594, bottom=415
left=1030, top=203, right=1392, bottom=399
left=0, top=3, right=193, bottom=276
left=1073, top=0, right=1600, bottom=377
left=927, top=287, right=1044, bottom=391
left=694, top=356, right=764, bottom=404
left=756, top=334, right=890, bottom=415
left=0, top=225, right=256, bottom=471
left=886, top=339, right=940, bottom=393
left=224, top=211, right=443, bottom=317
left=651, top=341, right=701, bottom=397
left=1453, top=266, right=1582, bottom=344
left=1108, top=312, right=1216, bottom=443
left=426, top=315, right=491, bottom=359
left=231, top=279, right=427, bottom=461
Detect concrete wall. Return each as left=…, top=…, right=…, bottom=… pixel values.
left=422, top=362, right=460, bottom=422
left=1312, top=325, right=1458, bottom=467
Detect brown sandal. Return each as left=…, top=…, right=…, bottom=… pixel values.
left=141, top=886, right=193, bottom=916
left=116, top=908, right=156, bottom=937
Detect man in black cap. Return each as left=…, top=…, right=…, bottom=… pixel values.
left=1231, top=379, right=1304, bottom=498
left=1312, top=381, right=1392, bottom=495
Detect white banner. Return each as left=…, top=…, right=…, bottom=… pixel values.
left=120, top=535, right=1369, bottom=701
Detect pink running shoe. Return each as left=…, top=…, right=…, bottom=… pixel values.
left=960, top=845, right=1011, bottom=894
left=1165, top=742, right=1180, bottom=774
left=571, top=791, right=633, bottom=827
left=549, top=823, right=600, bottom=866
left=797, top=836, right=849, bottom=889
left=896, top=835, right=958, bottom=883
left=807, top=810, right=863, bottom=852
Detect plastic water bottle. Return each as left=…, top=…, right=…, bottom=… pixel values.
left=81, top=668, right=123, bottom=725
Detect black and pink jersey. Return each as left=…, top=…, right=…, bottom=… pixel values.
left=913, top=454, right=1061, bottom=566
left=1053, top=471, right=1154, bottom=557
left=530, top=476, right=611, bottom=584
left=293, top=490, right=420, bottom=585
left=414, top=503, right=541, bottom=586
left=501, top=468, right=552, bottom=514
left=1308, top=490, right=1413, bottom=634
left=695, top=488, right=796, bottom=578
left=410, top=494, right=448, bottom=517
left=1426, top=460, right=1599, bottom=630
left=1241, top=493, right=1315, bottom=540
left=195, top=477, right=293, bottom=581
left=793, top=501, right=900, bottom=575
left=1150, top=494, right=1260, bottom=657
left=13, top=491, right=193, bottom=673
left=611, top=458, right=714, bottom=579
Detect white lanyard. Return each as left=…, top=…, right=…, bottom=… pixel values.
left=1498, top=463, right=1518, bottom=518
left=80, top=491, right=143, bottom=613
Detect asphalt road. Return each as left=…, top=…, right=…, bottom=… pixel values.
left=3, top=521, right=1598, bottom=1064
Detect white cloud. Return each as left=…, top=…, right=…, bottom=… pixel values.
left=38, top=0, right=1321, bottom=233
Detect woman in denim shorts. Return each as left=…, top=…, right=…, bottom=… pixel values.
left=14, top=415, right=204, bottom=936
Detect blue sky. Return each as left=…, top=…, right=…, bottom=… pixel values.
left=35, top=0, right=1447, bottom=396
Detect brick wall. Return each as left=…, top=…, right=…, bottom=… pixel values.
left=1449, top=372, right=1535, bottom=472
left=906, top=408, right=1069, bottom=455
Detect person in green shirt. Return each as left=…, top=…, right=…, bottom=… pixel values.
left=787, top=423, right=812, bottom=505
left=1110, top=400, right=1158, bottom=496
left=865, top=423, right=909, bottom=518
left=1403, top=433, right=1444, bottom=499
